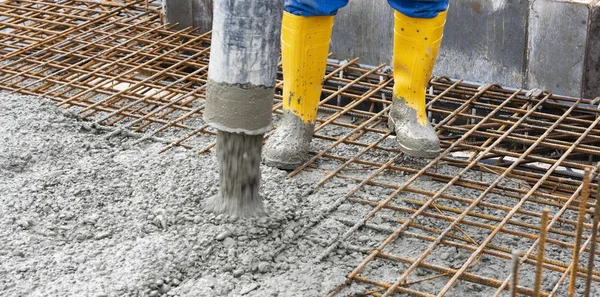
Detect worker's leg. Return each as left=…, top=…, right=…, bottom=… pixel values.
left=263, top=1, right=347, bottom=169
left=387, top=0, right=448, bottom=18
left=387, top=0, right=448, bottom=158
left=284, top=0, right=349, bottom=16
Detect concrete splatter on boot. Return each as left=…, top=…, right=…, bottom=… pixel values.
left=263, top=110, right=314, bottom=170
left=388, top=98, right=440, bottom=158
left=262, top=12, right=334, bottom=170
left=389, top=9, right=447, bottom=158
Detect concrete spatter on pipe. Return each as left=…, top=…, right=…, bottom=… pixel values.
left=203, top=79, right=274, bottom=135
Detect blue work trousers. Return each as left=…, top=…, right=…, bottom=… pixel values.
left=285, top=0, right=449, bottom=18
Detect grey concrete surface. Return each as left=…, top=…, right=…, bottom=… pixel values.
left=4, top=91, right=548, bottom=297
left=329, top=0, right=394, bottom=66
left=583, top=2, right=600, bottom=99
left=526, top=0, right=595, bottom=97
left=192, top=0, right=213, bottom=33
left=435, top=0, right=529, bottom=88
left=162, top=0, right=212, bottom=32
left=162, top=0, right=194, bottom=30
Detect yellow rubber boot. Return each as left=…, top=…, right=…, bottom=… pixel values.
left=388, top=10, right=447, bottom=158
left=263, top=12, right=334, bottom=169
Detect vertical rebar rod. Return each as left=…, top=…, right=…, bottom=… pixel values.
left=491, top=171, right=598, bottom=296
left=534, top=208, right=551, bottom=297
left=511, top=250, right=521, bottom=297
left=549, top=230, right=595, bottom=296
left=569, top=167, right=591, bottom=297
left=584, top=180, right=600, bottom=297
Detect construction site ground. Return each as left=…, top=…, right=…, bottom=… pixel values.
left=0, top=91, right=466, bottom=297
left=0, top=91, right=594, bottom=297
left=3, top=1, right=600, bottom=296
left=0, top=91, right=353, bottom=297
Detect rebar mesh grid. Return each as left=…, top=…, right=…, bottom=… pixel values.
left=312, top=76, right=600, bottom=297
left=1, top=1, right=600, bottom=296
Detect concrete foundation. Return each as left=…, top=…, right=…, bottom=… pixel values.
left=584, top=2, right=600, bottom=98
left=329, top=1, right=394, bottom=67
left=435, top=0, right=529, bottom=88
left=328, top=0, right=530, bottom=89
left=527, top=0, right=599, bottom=98
left=164, top=0, right=600, bottom=98
left=329, top=0, right=599, bottom=98
left=162, top=0, right=212, bottom=32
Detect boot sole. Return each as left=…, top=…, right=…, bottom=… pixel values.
left=395, top=141, right=440, bottom=159
left=262, top=156, right=301, bottom=170
left=388, top=118, right=440, bottom=159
